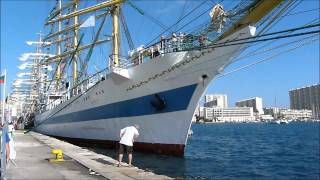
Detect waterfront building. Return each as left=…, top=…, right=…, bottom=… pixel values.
left=279, top=109, right=312, bottom=120
left=264, top=107, right=280, bottom=118
left=204, top=107, right=254, bottom=122
left=192, top=105, right=204, bottom=122
left=236, top=97, right=264, bottom=115
left=0, top=100, right=3, bottom=121
left=260, top=114, right=274, bottom=120
left=0, top=98, right=21, bottom=124
left=204, top=94, right=228, bottom=108
left=289, top=84, right=320, bottom=119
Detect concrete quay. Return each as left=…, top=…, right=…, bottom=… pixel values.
left=5, top=130, right=171, bottom=180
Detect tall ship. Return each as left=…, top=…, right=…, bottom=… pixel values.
left=18, top=0, right=289, bottom=156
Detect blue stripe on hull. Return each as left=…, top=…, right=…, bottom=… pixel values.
left=44, top=84, right=198, bottom=124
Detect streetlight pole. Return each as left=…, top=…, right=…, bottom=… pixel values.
left=1, top=69, right=7, bottom=179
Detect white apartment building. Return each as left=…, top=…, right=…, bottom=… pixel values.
left=204, top=94, right=228, bottom=108
left=204, top=107, right=254, bottom=122
left=236, top=97, right=264, bottom=115
left=192, top=105, right=204, bottom=122
left=279, top=109, right=312, bottom=120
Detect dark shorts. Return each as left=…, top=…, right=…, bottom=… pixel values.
left=119, top=143, right=133, bottom=154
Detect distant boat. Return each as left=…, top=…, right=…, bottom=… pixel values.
left=269, top=120, right=280, bottom=124
left=279, top=120, right=289, bottom=124
left=270, top=120, right=289, bottom=124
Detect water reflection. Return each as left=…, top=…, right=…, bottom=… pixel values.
left=81, top=123, right=319, bottom=179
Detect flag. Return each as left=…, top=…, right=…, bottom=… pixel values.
left=80, top=15, right=95, bottom=28
left=249, top=25, right=256, bottom=36
left=0, top=74, right=5, bottom=84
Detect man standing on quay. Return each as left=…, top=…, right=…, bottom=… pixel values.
left=117, top=124, right=139, bottom=167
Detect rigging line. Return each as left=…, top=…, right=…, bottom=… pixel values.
left=38, top=65, right=109, bottom=115
left=165, top=29, right=318, bottom=59
left=202, top=23, right=320, bottom=49
left=183, top=0, right=223, bottom=34
left=45, top=57, right=65, bottom=91
left=254, top=0, right=299, bottom=39
left=228, top=0, right=260, bottom=18
left=209, top=23, right=320, bottom=45
left=217, top=37, right=319, bottom=78
left=239, top=2, right=297, bottom=55
left=281, top=8, right=320, bottom=18
left=240, top=18, right=319, bottom=60
left=127, top=1, right=169, bottom=31
left=33, top=67, right=107, bottom=130
left=120, top=8, right=135, bottom=50
left=175, top=6, right=215, bottom=34
left=234, top=34, right=318, bottom=63
left=201, top=30, right=320, bottom=50
left=208, top=0, right=217, bottom=5
left=27, top=90, right=85, bottom=133
left=78, top=13, right=108, bottom=81
left=259, top=0, right=297, bottom=35
left=174, top=0, right=188, bottom=32
left=45, top=33, right=85, bottom=92
left=259, top=0, right=301, bottom=35
left=136, top=22, right=319, bottom=60
left=177, top=0, right=232, bottom=35
left=146, top=0, right=209, bottom=46
left=178, top=24, right=319, bottom=57
left=172, top=34, right=317, bottom=80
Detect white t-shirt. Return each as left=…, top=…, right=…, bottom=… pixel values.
left=119, top=126, right=139, bottom=146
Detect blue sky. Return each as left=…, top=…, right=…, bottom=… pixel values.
left=1, top=0, right=319, bottom=108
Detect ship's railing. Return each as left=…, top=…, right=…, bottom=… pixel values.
left=125, top=0, right=256, bottom=65
left=127, top=37, right=194, bottom=65
left=109, top=54, right=136, bottom=69
left=40, top=54, right=139, bottom=113
left=39, top=67, right=111, bottom=113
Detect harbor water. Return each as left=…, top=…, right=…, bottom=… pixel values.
left=90, top=122, right=320, bottom=179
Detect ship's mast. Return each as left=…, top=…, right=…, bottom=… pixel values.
left=44, top=0, right=124, bottom=95
left=34, top=32, right=44, bottom=112
left=73, top=0, right=79, bottom=94
left=112, top=4, right=120, bottom=67
left=46, top=0, right=123, bottom=25
left=56, top=0, right=62, bottom=91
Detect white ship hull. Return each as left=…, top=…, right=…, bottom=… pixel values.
left=35, top=27, right=251, bottom=156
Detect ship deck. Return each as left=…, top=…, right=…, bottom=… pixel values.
left=5, top=130, right=171, bottom=180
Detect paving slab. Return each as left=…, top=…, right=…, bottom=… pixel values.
left=5, top=131, right=106, bottom=180
left=5, top=130, right=172, bottom=180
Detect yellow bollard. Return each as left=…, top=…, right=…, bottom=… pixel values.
left=49, top=149, right=64, bottom=162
